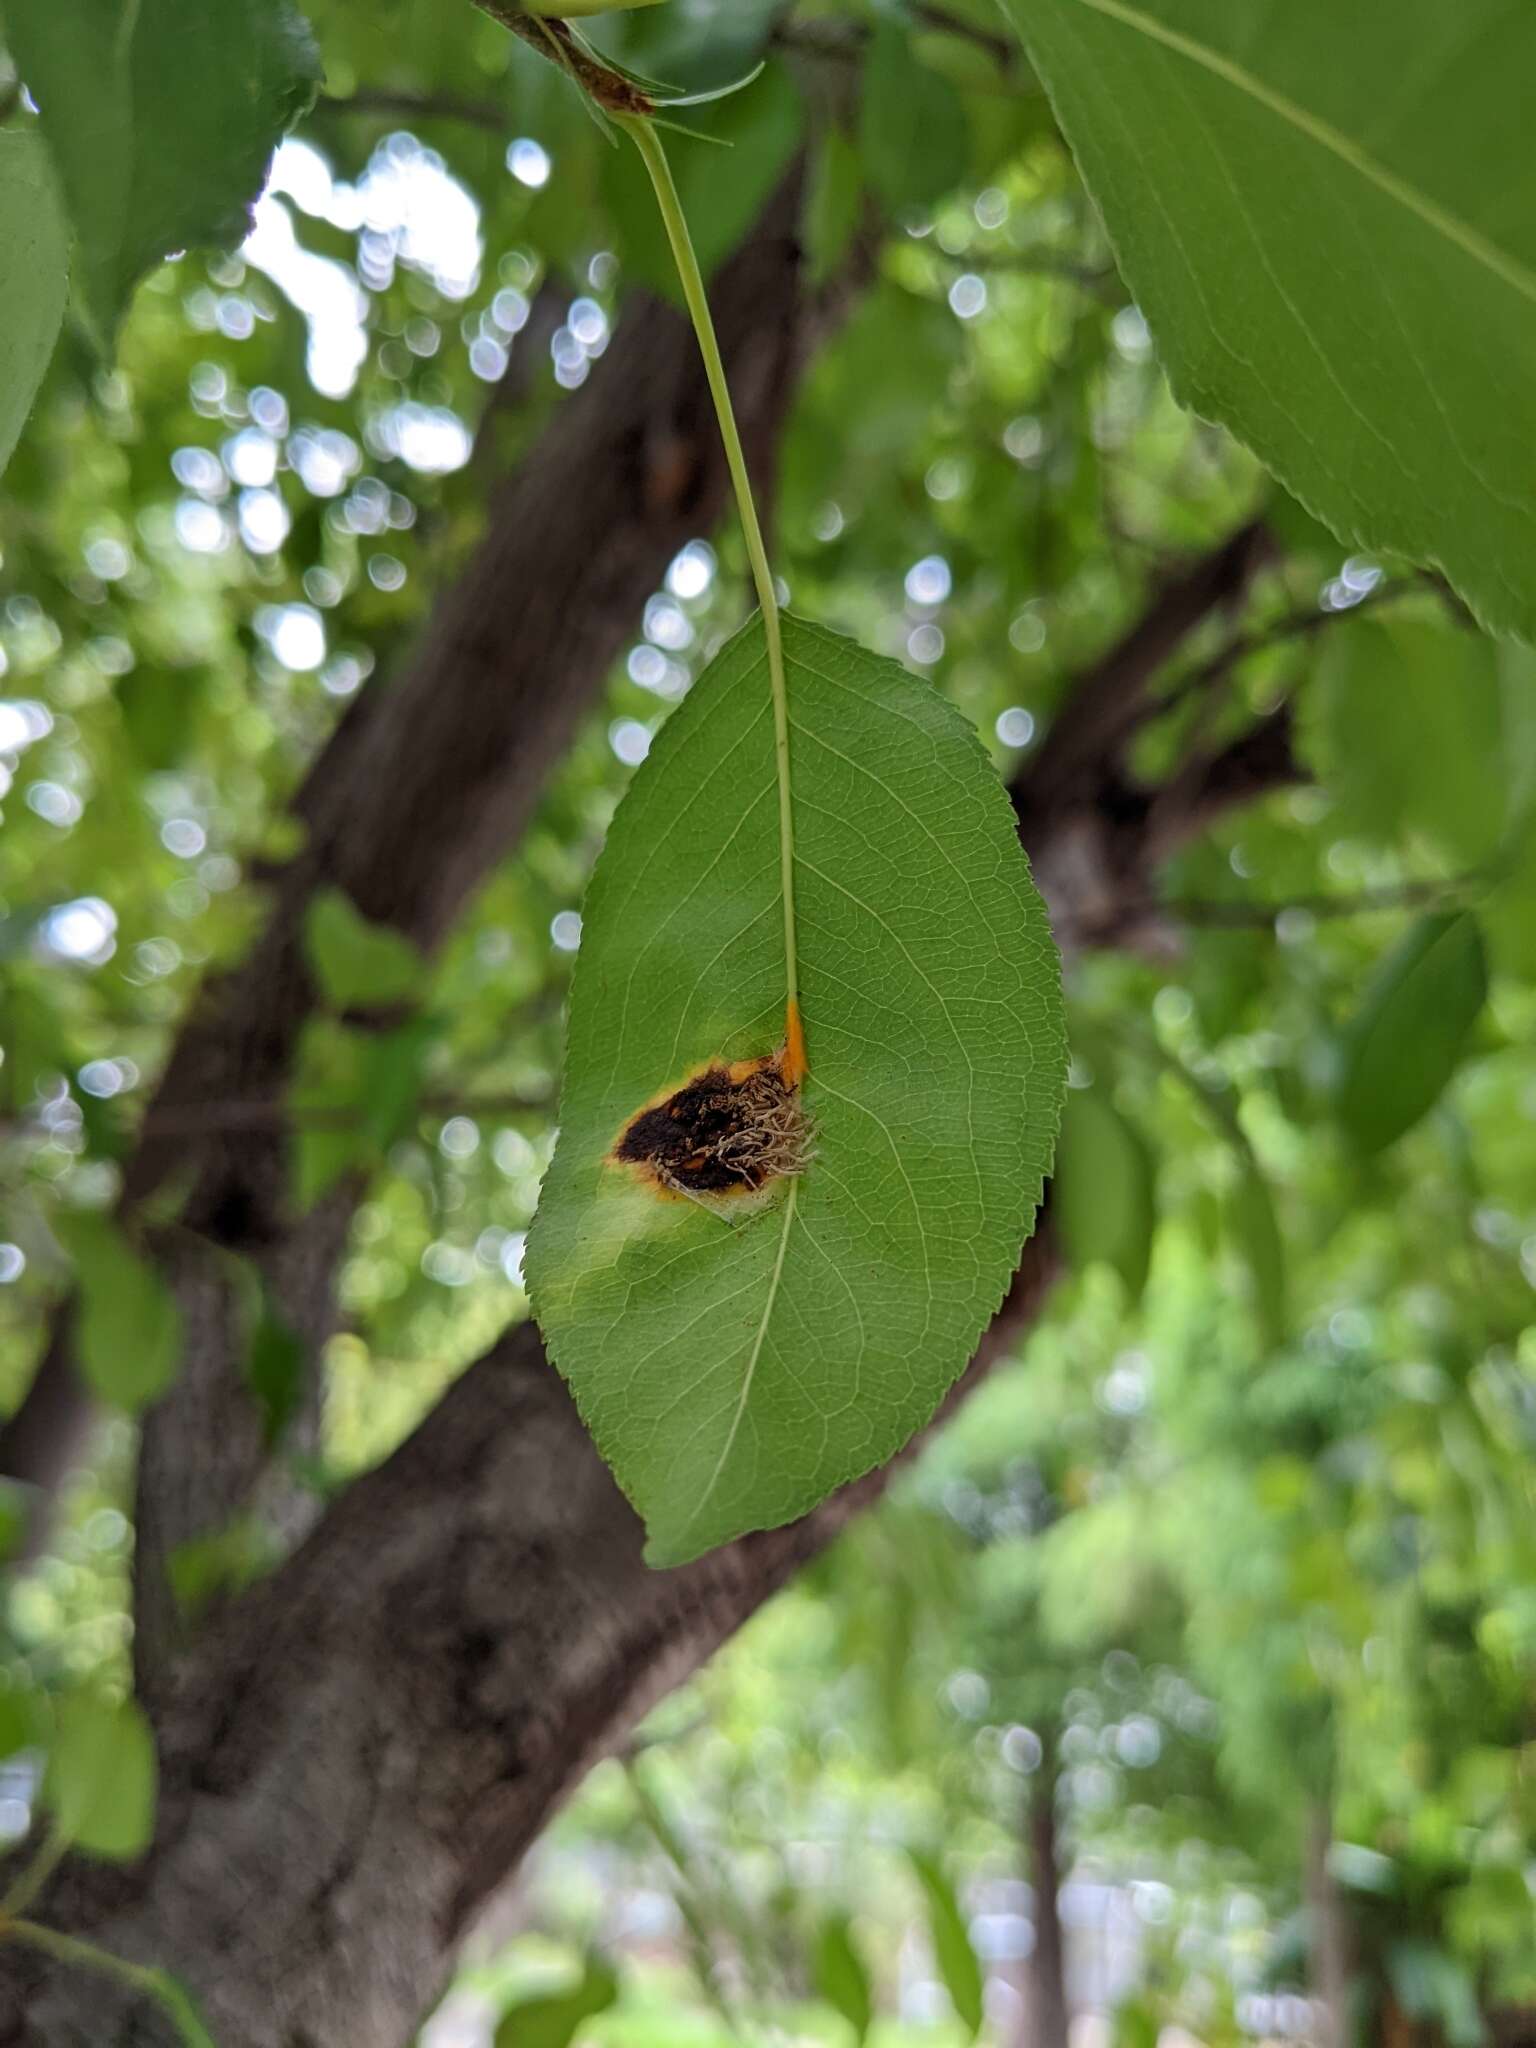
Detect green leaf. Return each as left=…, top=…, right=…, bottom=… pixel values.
left=1052, top=1087, right=1156, bottom=1303
left=245, top=1291, right=306, bottom=1447
left=859, top=22, right=970, bottom=216
left=527, top=614, right=1063, bottom=1566
left=117, top=667, right=209, bottom=772
left=357, top=1015, right=441, bottom=1150
left=289, top=1014, right=436, bottom=1212
left=0, top=131, right=69, bottom=478
left=1335, top=912, right=1487, bottom=1155
left=493, top=1957, right=619, bottom=2048
left=42, top=1692, right=156, bottom=1860
left=305, top=888, right=425, bottom=1010
left=1308, top=619, right=1511, bottom=866
left=168, top=1520, right=268, bottom=1622
left=1485, top=819, right=1536, bottom=983
left=803, top=123, right=864, bottom=289
left=6, top=0, right=320, bottom=341
left=1226, top=1161, right=1287, bottom=1349
left=813, top=1913, right=874, bottom=2046
left=908, top=1849, right=984, bottom=2042
left=0, top=1684, right=40, bottom=1762
left=1001, top=0, right=1536, bottom=641
left=56, top=1212, right=182, bottom=1411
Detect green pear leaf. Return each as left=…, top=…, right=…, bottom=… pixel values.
left=908, top=1849, right=984, bottom=2042
left=1335, top=912, right=1487, bottom=1155
left=528, top=614, right=1063, bottom=1566
left=43, top=1692, right=157, bottom=1860
left=1001, top=0, right=1536, bottom=640
left=0, top=132, right=70, bottom=478
left=5, top=0, right=320, bottom=341
left=55, top=1212, right=182, bottom=1412
left=1053, top=1087, right=1156, bottom=1303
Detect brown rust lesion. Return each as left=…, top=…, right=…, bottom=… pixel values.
left=609, top=1045, right=812, bottom=1210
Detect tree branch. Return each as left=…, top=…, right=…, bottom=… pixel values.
left=6, top=1235, right=1059, bottom=2046
left=313, top=87, right=511, bottom=130
left=1010, top=519, right=1281, bottom=952
left=1013, top=518, right=1276, bottom=832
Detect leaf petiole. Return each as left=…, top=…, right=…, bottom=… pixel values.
left=615, top=113, right=806, bottom=1084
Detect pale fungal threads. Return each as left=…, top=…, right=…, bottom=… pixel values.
left=611, top=1051, right=812, bottom=1209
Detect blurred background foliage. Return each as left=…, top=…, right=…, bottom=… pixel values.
left=0, top=0, right=1533, bottom=2042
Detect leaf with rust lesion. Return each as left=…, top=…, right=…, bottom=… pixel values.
left=527, top=612, right=1064, bottom=1567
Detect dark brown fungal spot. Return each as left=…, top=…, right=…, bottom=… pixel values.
left=611, top=1051, right=812, bottom=1205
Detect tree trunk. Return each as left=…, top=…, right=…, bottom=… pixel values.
left=0, top=1247, right=1058, bottom=2046
left=1306, top=1800, right=1357, bottom=2048
left=1021, top=1741, right=1072, bottom=2048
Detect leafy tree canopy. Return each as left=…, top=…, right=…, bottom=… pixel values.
left=0, top=0, right=1532, bottom=2042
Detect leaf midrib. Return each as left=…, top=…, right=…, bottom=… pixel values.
left=1059, top=0, right=1536, bottom=310
left=676, top=1178, right=799, bottom=1544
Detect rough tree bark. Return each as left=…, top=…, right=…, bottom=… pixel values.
left=1305, top=1800, right=1357, bottom=2048
left=5, top=1247, right=1059, bottom=2045
left=0, top=184, right=1301, bottom=2037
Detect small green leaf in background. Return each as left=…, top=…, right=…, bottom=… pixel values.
left=1309, top=619, right=1511, bottom=867
left=289, top=1014, right=436, bottom=1212
left=245, top=1291, right=306, bottom=1448
left=5, top=0, right=320, bottom=342
left=1052, top=1087, right=1156, bottom=1303
left=117, top=667, right=209, bottom=773
left=0, top=1483, right=30, bottom=1570
left=305, top=888, right=425, bottom=1010
left=168, top=1519, right=270, bottom=1623
left=1336, top=913, right=1488, bottom=1155
left=804, top=124, right=864, bottom=289
left=860, top=21, right=970, bottom=215
left=42, top=1693, right=156, bottom=1860
left=1113, top=1994, right=1163, bottom=2048
left=492, top=1956, right=619, bottom=2048
left=0, top=131, right=70, bottom=479
left=0, top=1683, right=40, bottom=1762
left=813, top=1913, right=874, bottom=2045
left=1001, top=0, right=1536, bottom=641
left=527, top=614, right=1064, bottom=1566
left=1226, top=1161, right=1287, bottom=1350
left=1485, top=820, right=1536, bottom=983
left=56, top=1212, right=181, bottom=1411
left=908, top=1849, right=984, bottom=2042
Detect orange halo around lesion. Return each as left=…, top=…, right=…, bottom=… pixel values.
left=607, top=1026, right=812, bottom=1210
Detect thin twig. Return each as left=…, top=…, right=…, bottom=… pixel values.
left=912, top=1, right=1018, bottom=71
left=772, top=3, right=1021, bottom=74
left=1057, top=870, right=1486, bottom=943
left=927, top=248, right=1119, bottom=302
left=313, top=88, right=510, bottom=131
left=1148, top=577, right=1420, bottom=724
